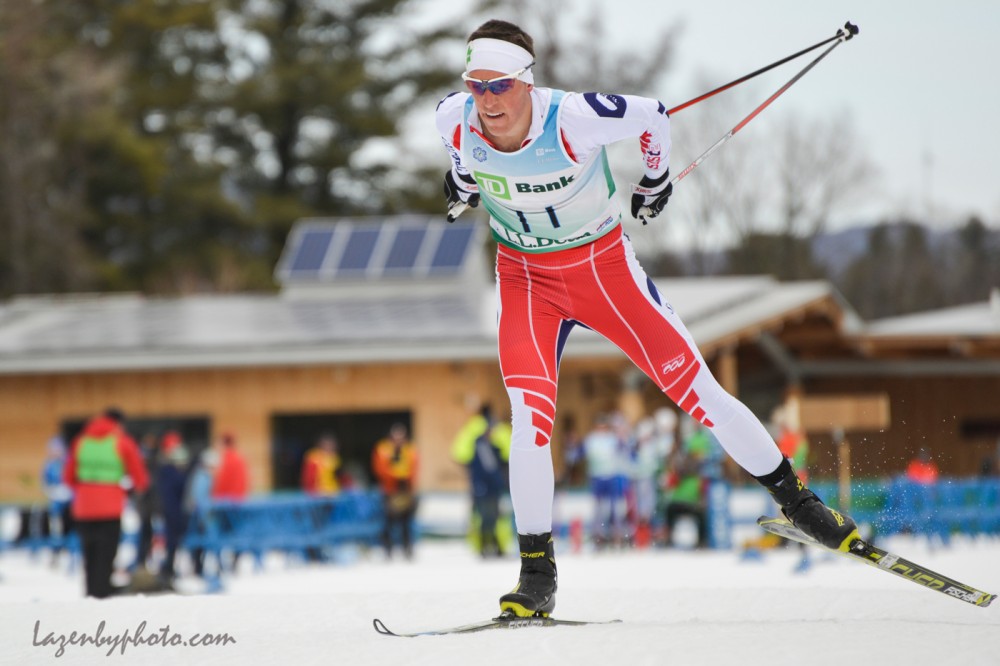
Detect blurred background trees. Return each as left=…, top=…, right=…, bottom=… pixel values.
left=1, top=0, right=461, bottom=294
left=0, top=0, right=996, bottom=318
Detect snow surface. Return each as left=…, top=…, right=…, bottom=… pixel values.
left=1, top=535, right=998, bottom=666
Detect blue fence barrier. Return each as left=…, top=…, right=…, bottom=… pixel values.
left=5, top=478, right=999, bottom=561
left=1, top=490, right=394, bottom=564
left=0, top=504, right=82, bottom=558
left=184, top=490, right=389, bottom=564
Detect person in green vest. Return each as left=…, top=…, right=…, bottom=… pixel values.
left=662, top=419, right=716, bottom=548
left=64, top=408, right=149, bottom=598
left=452, top=404, right=513, bottom=557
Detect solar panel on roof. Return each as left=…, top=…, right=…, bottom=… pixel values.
left=383, top=227, right=427, bottom=272
left=429, top=225, right=475, bottom=273
left=336, top=227, right=380, bottom=273
left=289, top=229, right=334, bottom=273
left=275, top=216, right=481, bottom=284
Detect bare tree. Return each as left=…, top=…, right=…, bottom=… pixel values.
left=657, top=75, right=768, bottom=274
left=664, top=99, right=879, bottom=278
left=771, top=111, right=878, bottom=239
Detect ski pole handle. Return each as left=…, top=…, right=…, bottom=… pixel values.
left=839, top=21, right=859, bottom=41
left=446, top=201, right=469, bottom=222
left=667, top=21, right=858, bottom=115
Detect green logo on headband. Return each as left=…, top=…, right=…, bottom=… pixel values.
left=466, top=44, right=472, bottom=66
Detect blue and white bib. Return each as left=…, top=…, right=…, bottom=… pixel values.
left=461, top=89, right=621, bottom=253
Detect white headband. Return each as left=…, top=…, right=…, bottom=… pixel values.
left=466, top=38, right=534, bottom=84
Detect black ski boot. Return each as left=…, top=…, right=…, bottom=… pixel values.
left=756, top=459, right=859, bottom=551
left=499, top=533, right=557, bottom=618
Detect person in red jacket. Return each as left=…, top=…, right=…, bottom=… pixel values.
left=212, top=432, right=249, bottom=500
left=63, top=408, right=149, bottom=598
left=906, top=448, right=940, bottom=485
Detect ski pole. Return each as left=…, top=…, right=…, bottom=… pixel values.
left=667, top=24, right=855, bottom=115
left=637, top=21, right=859, bottom=225
left=452, top=22, right=858, bottom=223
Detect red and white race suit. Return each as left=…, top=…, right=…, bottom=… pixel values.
left=437, top=87, right=782, bottom=533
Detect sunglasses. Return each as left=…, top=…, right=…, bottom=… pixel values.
left=461, top=63, right=534, bottom=96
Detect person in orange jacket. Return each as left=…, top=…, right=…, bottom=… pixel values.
left=212, top=432, right=249, bottom=500
left=776, top=425, right=810, bottom=485
left=63, top=407, right=149, bottom=598
left=301, top=433, right=341, bottom=495
left=371, top=423, right=419, bottom=559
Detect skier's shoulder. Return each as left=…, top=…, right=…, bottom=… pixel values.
left=435, top=91, right=471, bottom=137
left=436, top=91, right=470, bottom=118
left=560, top=90, right=666, bottom=121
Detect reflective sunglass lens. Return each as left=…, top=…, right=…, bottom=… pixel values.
left=487, top=79, right=516, bottom=95
left=464, top=77, right=517, bottom=96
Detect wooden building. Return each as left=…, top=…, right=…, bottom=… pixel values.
left=1, top=216, right=998, bottom=502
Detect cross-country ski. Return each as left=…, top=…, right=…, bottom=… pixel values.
left=758, top=516, right=996, bottom=607
left=372, top=612, right=622, bottom=637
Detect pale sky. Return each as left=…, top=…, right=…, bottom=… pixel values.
left=403, top=0, right=1000, bottom=233
left=629, top=0, right=1000, bottom=229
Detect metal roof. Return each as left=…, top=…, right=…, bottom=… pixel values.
left=866, top=289, right=1000, bottom=338
left=0, top=276, right=848, bottom=374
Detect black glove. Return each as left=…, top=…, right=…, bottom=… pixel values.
left=630, top=171, right=672, bottom=222
left=443, top=170, right=480, bottom=221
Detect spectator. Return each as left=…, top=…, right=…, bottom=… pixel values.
left=64, top=408, right=149, bottom=598
left=775, top=407, right=810, bottom=484
left=630, top=417, right=666, bottom=548
left=662, top=419, right=713, bottom=549
left=583, top=414, right=629, bottom=549
left=301, top=433, right=341, bottom=495
left=299, top=432, right=341, bottom=561
left=207, top=432, right=249, bottom=572
left=652, top=408, right=678, bottom=458
left=980, top=439, right=1000, bottom=478
left=132, top=432, right=160, bottom=572
left=156, top=431, right=190, bottom=585
left=41, top=435, right=73, bottom=560
left=557, top=416, right=586, bottom=489
left=371, top=423, right=419, bottom=559
left=906, top=448, right=940, bottom=484
left=212, top=432, right=249, bottom=500
left=451, top=404, right=512, bottom=558
left=649, top=408, right=678, bottom=545
left=184, top=447, right=220, bottom=578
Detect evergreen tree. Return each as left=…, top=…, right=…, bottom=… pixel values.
left=840, top=221, right=949, bottom=319
left=203, top=0, right=459, bottom=270
left=841, top=223, right=896, bottom=319
left=896, top=222, right=944, bottom=314
left=0, top=0, right=459, bottom=294
left=948, top=216, right=1000, bottom=303
left=727, top=232, right=826, bottom=281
